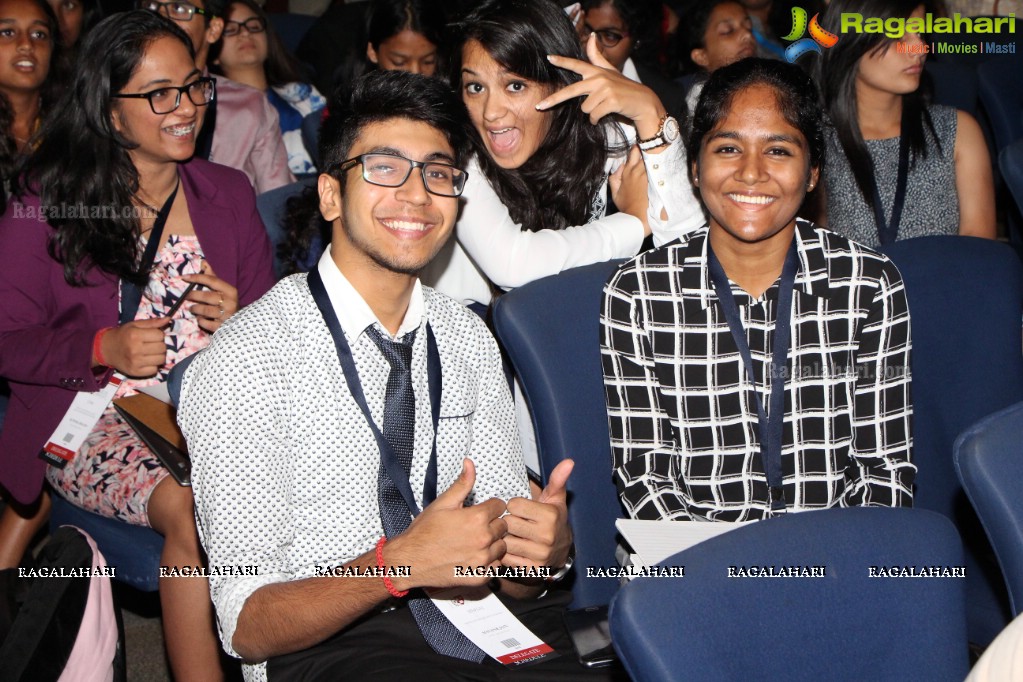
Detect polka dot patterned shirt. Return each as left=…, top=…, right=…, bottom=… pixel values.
left=179, top=251, right=529, bottom=680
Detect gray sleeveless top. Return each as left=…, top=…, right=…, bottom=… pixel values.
left=823, top=105, right=959, bottom=249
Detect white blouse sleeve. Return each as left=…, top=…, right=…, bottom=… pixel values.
left=455, top=156, right=645, bottom=291
left=642, top=139, right=706, bottom=246
left=610, top=122, right=706, bottom=247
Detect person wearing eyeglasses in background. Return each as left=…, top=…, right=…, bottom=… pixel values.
left=0, top=11, right=275, bottom=679
left=137, top=0, right=294, bottom=193
left=210, top=0, right=325, bottom=175
left=579, top=0, right=688, bottom=124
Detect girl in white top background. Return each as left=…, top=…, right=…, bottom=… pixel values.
left=420, top=0, right=703, bottom=306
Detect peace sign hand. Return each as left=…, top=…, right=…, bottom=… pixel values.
left=536, top=33, right=667, bottom=141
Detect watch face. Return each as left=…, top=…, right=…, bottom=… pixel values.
left=663, top=116, right=680, bottom=142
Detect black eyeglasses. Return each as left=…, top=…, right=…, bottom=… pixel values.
left=223, top=16, right=266, bottom=36
left=137, top=0, right=209, bottom=21
left=336, top=153, right=467, bottom=197
left=112, top=77, right=215, bottom=115
left=580, top=24, right=629, bottom=48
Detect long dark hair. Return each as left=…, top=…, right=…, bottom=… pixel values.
left=0, top=0, right=65, bottom=214
left=817, top=0, right=939, bottom=214
left=209, top=0, right=306, bottom=86
left=66, top=0, right=101, bottom=51
left=449, top=0, right=613, bottom=232
left=688, top=58, right=824, bottom=189
left=18, top=10, right=194, bottom=286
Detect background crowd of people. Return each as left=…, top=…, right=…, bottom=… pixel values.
left=0, top=0, right=1018, bottom=678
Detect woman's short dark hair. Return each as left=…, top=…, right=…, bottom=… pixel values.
left=817, top=0, right=940, bottom=215
left=209, top=0, right=306, bottom=86
left=448, top=0, right=614, bottom=232
left=688, top=57, right=825, bottom=182
left=19, top=10, right=195, bottom=286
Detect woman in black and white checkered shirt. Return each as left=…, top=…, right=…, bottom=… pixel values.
left=601, top=57, right=915, bottom=522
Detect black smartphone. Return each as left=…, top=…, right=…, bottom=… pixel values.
left=562, top=604, right=617, bottom=668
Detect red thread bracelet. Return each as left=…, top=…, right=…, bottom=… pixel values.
left=376, top=537, right=408, bottom=598
left=93, top=327, right=113, bottom=367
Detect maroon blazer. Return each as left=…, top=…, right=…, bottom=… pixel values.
left=0, top=159, right=276, bottom=503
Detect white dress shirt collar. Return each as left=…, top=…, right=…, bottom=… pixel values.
left=316, top=246, right=426, bottom=341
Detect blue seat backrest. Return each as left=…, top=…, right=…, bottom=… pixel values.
left=301, top=110, right=322, bottom=170
left=1002, top=138, right=1023, bottom=223
left=880, top=235, right=1023, bottom=644
left=955, top=400, right=1023, bottom=617
left=493, top=261, right=624, bottom=608
left=256, top=178, right=317, bottom=279
left=926, top=60, right=979, bottom=117
left=609, top=507, right=970, bottom=682
left=978, top=55, right=1023, bottom=154
left=266, top=13, right=316, bottom=55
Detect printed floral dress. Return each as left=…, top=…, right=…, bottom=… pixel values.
left=47, top=235, right=209, bottom=526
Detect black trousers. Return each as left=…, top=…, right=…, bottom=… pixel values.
left=267, top=590, right=628, bottom=681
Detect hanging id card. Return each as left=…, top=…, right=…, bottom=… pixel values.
left=40, top=375, right=123, bottom=467
left=428, top=585, right=558, bottom=667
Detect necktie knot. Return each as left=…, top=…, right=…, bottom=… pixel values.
left=367, top=326, right=416, bottom=373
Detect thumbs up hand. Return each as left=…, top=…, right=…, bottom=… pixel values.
left=501, top=459, right=574, bottom=575
left=386, top=459, right=509, bottom=591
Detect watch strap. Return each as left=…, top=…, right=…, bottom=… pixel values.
left=636, top=114, right=674, bottom=151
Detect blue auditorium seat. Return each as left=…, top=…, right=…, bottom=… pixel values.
left=267, top=12, right=316, bottom=54
left=926, top=60, right=979, bottom=117
left=1001, top=138, right=1023, bottom=237
left=610, top=507, right=970, bottom=682
left=493, top=261, right=624, bottom=608
left=880, top=236, right=1023, bottom=645
left=956, top=401, right=1023, bottom=618
left=978, top=55, right=1023, bottom=155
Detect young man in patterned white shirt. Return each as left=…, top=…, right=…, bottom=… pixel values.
left=179, top=71, right=612, bottom=681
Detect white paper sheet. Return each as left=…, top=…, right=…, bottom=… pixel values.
left=137, top=382, right=172, bottom=405
left=616, top=518, right=754, bottom=567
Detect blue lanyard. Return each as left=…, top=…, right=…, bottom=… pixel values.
left=307, top=267, right=440, bottom=516
left=868, top=134, right=910, bottom=246
left=706, top=237, right=799, bottom=511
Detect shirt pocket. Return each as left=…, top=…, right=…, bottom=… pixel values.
left=436, top=392, right=476, bottom=486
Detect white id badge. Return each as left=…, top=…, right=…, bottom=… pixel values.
left=40, top=375, right=123, bottom=467
left=428, top=585, right=557, bottom=666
